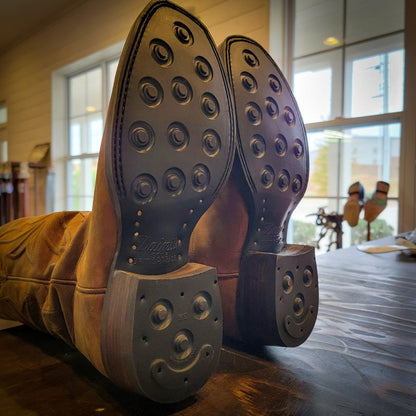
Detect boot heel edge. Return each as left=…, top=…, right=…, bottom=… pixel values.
left=238, top=245, right=318, bottom=347
left=101, top=263, right=222, bottom=403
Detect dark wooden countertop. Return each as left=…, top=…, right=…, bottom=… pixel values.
left=1, top=237, right=415, bottom=415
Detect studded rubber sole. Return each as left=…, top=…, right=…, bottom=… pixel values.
left=344, top=181, right=365, bottom=227
left=101, top=1, right=234, bottom=403
left=221, top=36, right=318, bottom=347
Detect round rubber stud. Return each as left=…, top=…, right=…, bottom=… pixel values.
left=245, top=102, right=262, bottom=125
left=243, top=49, right=259, bottom=67
left=250, top=135, right=266, bottom=158
left=283, top=273, right=294, bottom=294
left=292, top=175, right=302, bottom=194
left=284, top=106, right=296, bottom=127
left=261, top=165, right=274, bottom=188
left=132, top=174, right=157, bottom=204
left=269, top=74, right=282, bottom=94
left=293, top=294, right=305, bottom=316
left=163, top=168, right=186, bottom=196
left=266, top=97, right=279, bottom=119
left=129, top=122, right=155, bottom=153
left=192, top=164, right=210, bottom=192
left=303, top=267, right=313, bottom=287
left=174, top=22, right=194, bottom=45
left=195, top=56, right=213, bottom=81
left=293, top=139, right=304, bottom=159
left=172, top=77, right=192, bottom=104
left=275, top=135, right=287, bottom=157
left=278, top=170, right=290, bottom=192
left=167, top=122, right=189, bottom=151
left=139, top=77, right=163, bottom=107
left=202, top=130, right=221, bottom=157
left=241, top=72, right=257, bottom=93
left=150, top=39, right=173, bottom=67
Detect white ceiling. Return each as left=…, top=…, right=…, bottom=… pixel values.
left=0, top=0, right=87, bottom=54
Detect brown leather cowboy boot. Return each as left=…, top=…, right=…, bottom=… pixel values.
left=191, top=36, right=319, bottom=347
left=0, top=0, right=235, bottom=403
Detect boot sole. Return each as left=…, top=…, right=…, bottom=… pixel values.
left=101, top=1, right=234, bottom=402
left=221, top=36, right=318, bottom=347
left=344, top=182, right=365, bottom=226
left=343, top=199, right=362, bottom=227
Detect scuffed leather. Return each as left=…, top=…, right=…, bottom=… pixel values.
left=72, top=136, right=117, bottom=374
left=0, top=132, right=117, bottom=375
left=190, top=175, right=248, bottom=340
left=0, top=148, right=249, bottom=371
left=189, top=177, right=248, bottom=275
left=0, top=211, right=88, bottom=344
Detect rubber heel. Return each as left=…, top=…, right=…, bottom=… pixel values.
left=238, top=245, right=318, bottom=347
left=101, top=263, right=222, bottom=403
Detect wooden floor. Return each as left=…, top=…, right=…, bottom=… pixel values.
left=0, top=237, right=415, bottom=415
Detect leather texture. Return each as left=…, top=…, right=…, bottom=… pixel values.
left=0, top=173, right=247, bottom=365
left=0, top=212, right=88, bottom=345
left=0, top=129, right=118, bottom=375
left=0, top=0, right=236, bottom=379
left=189, top=174, right=249, bottom=340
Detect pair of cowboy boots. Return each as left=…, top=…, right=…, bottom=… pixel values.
left=0, top=0, right=318, bottom=403
left=344, top=181, right=390, bottom=227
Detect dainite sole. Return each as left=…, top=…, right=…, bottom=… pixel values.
left=101, top=1, right=234, bottom=402
left=221, top=36, right=318, bottom=347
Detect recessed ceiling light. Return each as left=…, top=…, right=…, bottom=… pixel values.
left=86, top=106, right=96, bottom=112
left=324, top=37, right=339, bottom=46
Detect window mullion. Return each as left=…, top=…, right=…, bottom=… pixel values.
left=102, top=60, right=108, bottom=114
left=305, top=111, right=402, bottom=132
left=341, top=0, right=347, bottom=117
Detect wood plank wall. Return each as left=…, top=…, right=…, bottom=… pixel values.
left=0, top=0, right=270, bottom=163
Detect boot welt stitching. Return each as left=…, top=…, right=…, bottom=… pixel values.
left=75, top=286, right=106, bottom=295
left=5, top=275, right=75, bottom=286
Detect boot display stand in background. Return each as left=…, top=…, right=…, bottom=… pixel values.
left=0, top=142, right=53, bottom=225
left=364, top=181, right=390, bottom=240
left=309, top=207, right=344, bottom=251
left=309, top=180, right=390, bottom=251
left=0, top=162, right=30, bottom=225
left=28, top=143, right=54, bottom=216
left=0, top=163, right=14, bottom=225
left=13, top=162, right=30, bottom=219
left=343, top=180, right=390, bottom=241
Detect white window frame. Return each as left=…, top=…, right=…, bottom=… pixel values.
left=51, top=41, right=123, bottom=211
left=269, top=0, right=406, bottom=246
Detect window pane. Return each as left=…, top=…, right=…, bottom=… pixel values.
left=290, top=196, right=398, bottom=251
left=346, top=0, right=404, bottom=44
left=344, top=34, right=404, bottom=117
left=0, top=106, right=7, bottom=124
left=290, top=197, right=340, bottom=254
left=66, top=59, right=118, bottom=212
left=69, top=116, right=85, bottom=156
left=83, top=157, right=98, bottom=198
left=306, top=130, right=341, bottom=197
left=388, top=50, right=405, bottom=113
left=69, top=66, right=102, bottom=117
left=343, top=199, right=398, bottom=246
left=107, top=59, right=119, bottom=105
left=67, top=157, right=98, bottom=211
left=294, top=50, right=342, bottom=123
left=339, top=123, right=400, bottom=198
left=67, top=159, right=82, bottom=210
left=86, top=67, right=102, bottom=112
left=294, top=0, right=343, bottom=58
left=87, top=113, right=103, bottom=153
left=69, top=73, right=86, bottom=118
